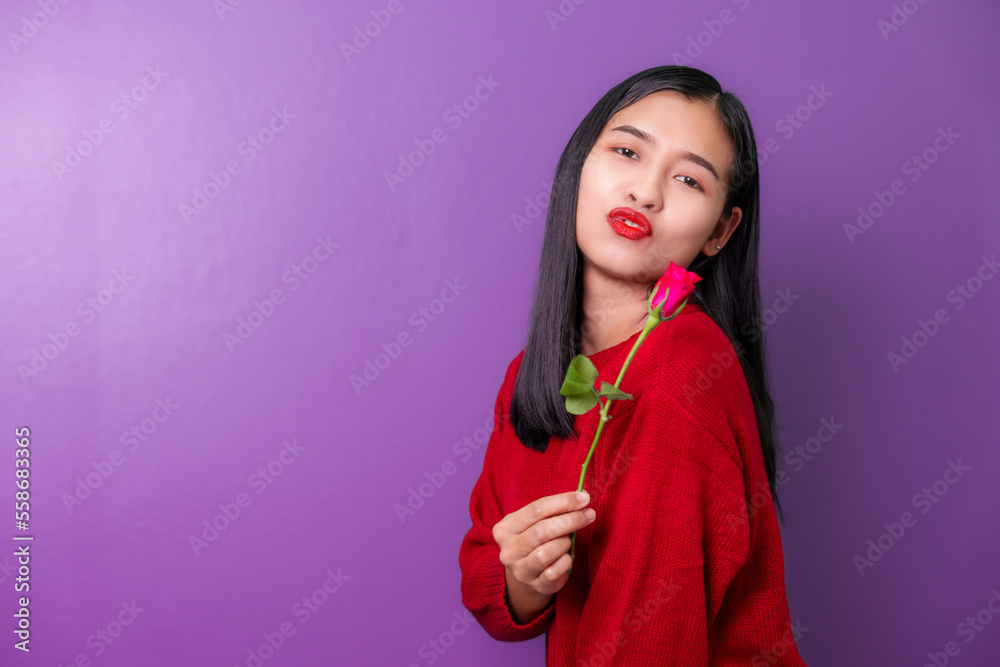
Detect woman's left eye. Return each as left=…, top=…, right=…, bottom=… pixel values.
left=676, top=175, right=702, bottom=190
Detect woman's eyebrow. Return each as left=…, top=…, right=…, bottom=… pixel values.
left=609, top=125, right=720, bottom=183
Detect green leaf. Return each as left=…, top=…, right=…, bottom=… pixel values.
left=565, top=390, right=599, bottom=415
left=559, top=355, right=601, bottom=414
left=559, top=355, right=598, bottom=397
left=567, top=355, right=598, bottom=385
left=598, top=382, right=633, bottom=401
left=559, top=378, right=592, bottom=397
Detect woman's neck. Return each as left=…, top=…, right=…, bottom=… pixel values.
left=578, top=264, right=650, bottom=357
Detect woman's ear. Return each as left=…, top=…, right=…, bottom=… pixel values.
left=703, top=206, right=742, bottom=255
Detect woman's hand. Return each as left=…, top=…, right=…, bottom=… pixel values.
left=493, top=490, right=596, bottom=606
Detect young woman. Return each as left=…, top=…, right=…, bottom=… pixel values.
left=459, top=65, right=808, bottom=665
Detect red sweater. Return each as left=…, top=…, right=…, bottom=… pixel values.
left=458, top=302, right=808, bottom=666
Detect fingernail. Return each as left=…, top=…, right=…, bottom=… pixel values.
left=585, top=508, right=596, bottom=521
left=577, top=491, right=589, bottom=504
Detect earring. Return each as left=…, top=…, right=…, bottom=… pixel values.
left=715, top=245, right=721, bottom=250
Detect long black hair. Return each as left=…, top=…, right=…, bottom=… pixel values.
left=509, top=65, right=785, bottom=521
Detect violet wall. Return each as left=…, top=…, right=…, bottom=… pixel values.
left=1, top=0, right=997, bottom=665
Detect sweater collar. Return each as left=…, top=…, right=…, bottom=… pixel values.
left=585, top=301, right=704, bottom=369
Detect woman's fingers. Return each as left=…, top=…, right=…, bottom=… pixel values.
left=493, top=490, right=597, bottom=596
left=496, top=490, right=588, bottom=542
left=504, top=510, right=596, bottom=583
left=539, top=553, right=573, bottom=582
left=526, top=535, right=571, bottom=575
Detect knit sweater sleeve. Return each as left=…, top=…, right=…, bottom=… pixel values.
left=576, top=390, right=806, bottom=666
left=458, top=356, right=556, bottom=642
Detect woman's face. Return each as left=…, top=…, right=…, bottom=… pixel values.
left=576, top=89, right=742, bottom=286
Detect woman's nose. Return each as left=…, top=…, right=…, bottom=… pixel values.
left=627, top=174, right=662, bottom=211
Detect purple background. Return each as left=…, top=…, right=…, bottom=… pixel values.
left=1, top=0, right=998, bottom=665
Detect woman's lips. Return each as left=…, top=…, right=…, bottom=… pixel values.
left=607, top=207, right=651, bottom=240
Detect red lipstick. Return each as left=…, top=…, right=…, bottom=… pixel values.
left=607, top=207, right=652, bottom=240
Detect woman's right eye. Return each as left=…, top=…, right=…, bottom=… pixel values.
left=614, top=147, right=637, bottom=159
